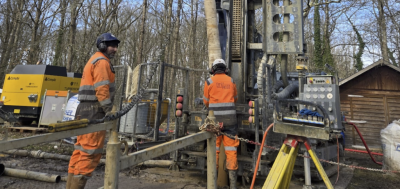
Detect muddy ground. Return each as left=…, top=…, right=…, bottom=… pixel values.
left=1, top=130, right=400, bottom=189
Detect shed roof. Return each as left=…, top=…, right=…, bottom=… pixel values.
left=339, top=60, right=400, bottom=86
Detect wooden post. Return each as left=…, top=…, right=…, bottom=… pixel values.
left=104, top=120, right=121, bottom=189
left=207, top=134, right=217, bottom=189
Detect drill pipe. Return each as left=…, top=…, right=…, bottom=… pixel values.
left=4, top=149, right=70, bottom=161
left=3, top=168, right=61, bottom=183
left=4, top=149, right=173, bottom=168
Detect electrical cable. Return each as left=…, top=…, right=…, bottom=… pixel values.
left=345, top=118, right=382, bottom=165
left=250, top=123, right=274, bottom=189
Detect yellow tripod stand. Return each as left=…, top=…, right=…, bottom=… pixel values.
left=263, top=136, right=334, bottom=189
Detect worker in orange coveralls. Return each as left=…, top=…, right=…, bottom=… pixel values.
left=66, top=33, right=119, bottom=189
left=203, top=59, right=239, bottom=189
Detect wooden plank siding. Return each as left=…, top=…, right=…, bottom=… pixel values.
left=339, top=65, right=400, bottom=149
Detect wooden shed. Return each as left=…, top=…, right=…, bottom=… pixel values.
left=339, top=60, right=400, bottom=149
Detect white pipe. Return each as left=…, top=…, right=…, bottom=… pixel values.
left=204, top=0, right=222, bottom=68
left=3, top=168, right=61, bottom=183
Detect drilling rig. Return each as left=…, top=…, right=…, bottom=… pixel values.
left=123, top=0, right=345, bottom=186
left=170, top=0, right=345, bottom=185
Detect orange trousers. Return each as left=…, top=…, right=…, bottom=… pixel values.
left=68, top=130, right=106, bottom=176
left=216, top=135, right=240, bottom=170
left=68, top=101, right=107, bottom=176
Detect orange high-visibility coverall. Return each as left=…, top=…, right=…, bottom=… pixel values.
left=203, top=73, right=239, bottom=170
left=68, top=52, right=116, bottom=176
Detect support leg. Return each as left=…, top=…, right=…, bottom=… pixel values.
left=304, top=140, right=334, bottom=189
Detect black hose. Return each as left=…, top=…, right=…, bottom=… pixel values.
left=272, top=83, right=299, bottom=100
left=272, top=80, right=284, bottom=92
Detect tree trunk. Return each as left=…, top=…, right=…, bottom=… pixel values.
left=190, top=0, right=199, bottom=110
left=28, top=0, right=44, bottom=64
left=66, top=0, right=81, bottom=72
left=169, top=0, right=183, bottom=102
left=163, top=0, right=173, bottom=63
left=136, top=0, right=147, bottom=66
left=377, top=0, right=389, bottom=64
left=53, top=0, right=68, bottom=66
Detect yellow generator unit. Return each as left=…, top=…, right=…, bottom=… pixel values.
left=0, top=65, right=81, bottom=125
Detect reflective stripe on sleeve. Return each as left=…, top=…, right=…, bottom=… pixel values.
left=94, top=80, right=110, bottom=88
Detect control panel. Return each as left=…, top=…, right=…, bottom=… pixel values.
left=300, top=76, right=342, bottom=131
left=273, top=75, right=343, bottom=140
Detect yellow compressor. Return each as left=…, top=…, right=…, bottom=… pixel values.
left=0, top=65, right=81, bottom=125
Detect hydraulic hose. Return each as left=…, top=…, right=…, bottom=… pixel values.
left=273, top=80, right=284, bottom=92
left=345, top=118, right=382, bottom=165
left=250, top=123, right=274, bottom=189
left=272, top=83, right=299, bottom=100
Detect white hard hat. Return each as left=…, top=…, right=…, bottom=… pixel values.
left=212, top=59, right=226, bottom=66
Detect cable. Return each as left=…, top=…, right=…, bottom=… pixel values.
left=250, top=123, right=274, bottom=189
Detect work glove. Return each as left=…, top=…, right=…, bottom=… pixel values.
left=104, top=111, right=118, bottom=121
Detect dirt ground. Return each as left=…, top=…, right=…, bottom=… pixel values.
left=1, top=130, right=400, bottom=189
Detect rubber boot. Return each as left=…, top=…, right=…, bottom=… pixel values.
left=66, top=173, right=73, bottom=189
left=228, top=170, right=237, bottom=189
left=70, top=175, right=88, bottom=189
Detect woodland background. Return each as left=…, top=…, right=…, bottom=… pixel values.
left=0, top=0, right=398, bottom=102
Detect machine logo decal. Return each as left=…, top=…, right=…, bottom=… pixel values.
left=45, top=77, right=56, bottom=81
left=7, top=76, right=19, bottom=80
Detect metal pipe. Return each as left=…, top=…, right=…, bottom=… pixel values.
left=204, top=0, right=222, bottom=68
left=345, top=148, right=383, bottom=156
left=104, top=120, right=121, bottom=189
left=3, top=168, right=61, bottom=183
left=0, top=123, right=113, bottom=152
left=4, top=150, right=70, bottom=161
left=119, top=132, right=213, bottom=170
left=304, top=151, right=312, bottom=187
